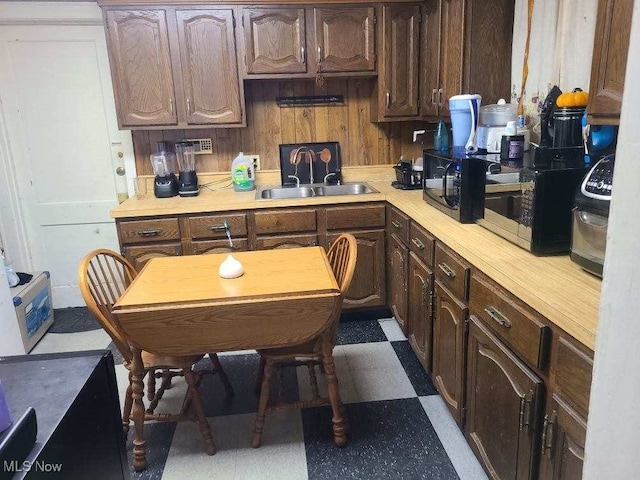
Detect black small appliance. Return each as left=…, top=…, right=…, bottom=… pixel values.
left=478, top=149, right=588, bottom=254
left=176, top=141, right=199, bottom=197
left=392, top=160, right=423, bottom=190
left=422, top=149, right=486, bottom=223
left=150, top=141, right=179, bottom=198
left=539, top=86, right=585, bottom=150
left=570, top=154, right=615, bottom=276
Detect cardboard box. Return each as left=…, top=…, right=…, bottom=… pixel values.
left=10, top=271, right=54, bottom=352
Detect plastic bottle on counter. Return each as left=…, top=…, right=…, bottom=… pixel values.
left=231, top=152, right=255, bottom=192
left=0, top=380, right=12, bottom=433
left=434, top=119, right=449, bottom=153
left=500, top=121, right=525, bottom=161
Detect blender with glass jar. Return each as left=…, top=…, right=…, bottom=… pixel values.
left=150, top=141, right=178, bottom=198
left=175, top=141, right=199, bottom=197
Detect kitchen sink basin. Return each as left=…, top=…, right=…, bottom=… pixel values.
left=256, top=182, right=378, bottom=200
left=258, top=186, right=315, bottom=199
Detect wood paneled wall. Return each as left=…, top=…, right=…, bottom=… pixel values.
left=132, top=78, right=433, bottom=175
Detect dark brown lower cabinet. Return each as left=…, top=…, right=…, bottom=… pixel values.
left=539, top=394, right=586, bottom=480
left=122, top=243, right=182, bottom=271
left=328, top=230, right=386, bottom=309
left=388, top=233, right=409, bottom=333
left=407, top=252, right=433, bottom=371
left=191, top=239, right=249, bottom=255
left=465, top=316, right=543, bottom=480
left=255, top=234, right=318, bottom=249
left=432, top=281, right=467, bottom=425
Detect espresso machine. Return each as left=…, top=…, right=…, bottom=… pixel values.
left=176, top=141, right=199, bottom=197
left=150, top=141, right=178, bottom=198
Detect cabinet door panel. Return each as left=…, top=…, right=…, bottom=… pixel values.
left=540, top=395, right=586, bottom=480
left=466, top=316, right=543, bottom=480
left=381, top=5, right=420, bottom=117
left=122, top=243, right=182, bottom=272
left=329, top=230, right=385, bottom=309
left=314, top=7, right=375, bottom=72
left=388, top=233, right=409, bottom=333
left=192, top=239, right=248, bottom=255
left=177, top=10, right=242, bottom=124
left=243, top=8, right=307, bottom=74
left=255, top=234, right=317, bottom=249
left=587, top=0, right=633, bottom=121
left=438, top=0, right=464, bottom=115
left=408, top=252, right=433, bottom=371
left=420, top=0, right=441, bottom=117
left=432, top=281, right=467, bottom=424
left=105, top=10, right=177, bottom=127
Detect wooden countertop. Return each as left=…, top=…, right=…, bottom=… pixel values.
left=110, top=166, right=601, bottom=350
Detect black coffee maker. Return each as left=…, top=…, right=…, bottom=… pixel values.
left=535, top=86, right=584, bottom=168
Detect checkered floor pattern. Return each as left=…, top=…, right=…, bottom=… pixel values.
left=32, top=316, right=487, bottom=479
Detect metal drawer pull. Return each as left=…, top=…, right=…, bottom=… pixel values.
left=484, top=306, right=512, bottom=328
left=411, top=238, right=425, bottom=250
left=207, top=223, right=228, bottom=231
left=437, top=262, right=455, bottom=278
left=391, top=220, right=402, bottom=229
left=137, top=229, right=161, bottom=237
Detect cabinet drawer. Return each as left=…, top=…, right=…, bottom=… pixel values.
left=387, top=206, right=410, bottom=244
left=325, top=204, right=385, bottom=230
left=117, top=218, right=180, bottom=244
left=469, top=272, right=550, bottom=369
left=434, top=243, right=469, bottom=301
left=254, top=209, right=316, bottom=234
left=553, top=336, right=593, bottom=418
left=188, top=213, right=247, bottom=239
left=409, top=222, right=434, bottom=266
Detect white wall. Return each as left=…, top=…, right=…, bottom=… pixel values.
left=583, top=3, right=640, bottom=477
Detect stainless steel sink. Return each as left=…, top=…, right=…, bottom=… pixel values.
left=258, top=186, right=315, bottom=199
left=256, top=182, right=378, bottom=200
left=313, top=183, right=377, bottom=196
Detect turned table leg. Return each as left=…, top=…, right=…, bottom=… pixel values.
left=321, top=334, right=347, bottom=447
left=130, top=347, right=147, bottom=471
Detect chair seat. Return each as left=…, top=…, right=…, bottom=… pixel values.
left=140, top=351, right=204, bottom=370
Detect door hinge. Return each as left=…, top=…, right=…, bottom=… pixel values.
left=541, top=411, right=557, bottom=456
left=241, top=15, right=244, bottom=27
left=232, top=15, right=236, bottom=28
left=373, top=15, right=377, bottom=25
left=121, top=247, right=126, bottom=255
left=518, top=390, right=534, bottom=433
left=419, top=13, right=423, bottom=23
left=429, top=290, right=435, bottom=314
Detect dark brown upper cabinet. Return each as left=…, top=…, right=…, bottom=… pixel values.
left=105, top=10, right=178, bottom=127
left=104, top=7, right=244, bottom=129
left=313, top=6, right=376, bottom=73
left=372, top=4, right=420, bottom=120
left=176, top=10, right=243, bottom=125
left=242, top=8, right=307, bottom=75
left=587, top=0, right=633, bottom=125
left=420, top=0, right=514, bottom=118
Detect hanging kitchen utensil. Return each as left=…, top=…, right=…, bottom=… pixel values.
left=320, top=148, right=332, bottom=175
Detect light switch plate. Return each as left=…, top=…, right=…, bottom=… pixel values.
left=186, top=138, right=213, bottom=155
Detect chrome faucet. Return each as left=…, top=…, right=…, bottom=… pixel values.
left=287, top=174, right=301, bottom=187
left=323, top=172, right=337, bottom=184
left=307, top=149, right=315, bottom=185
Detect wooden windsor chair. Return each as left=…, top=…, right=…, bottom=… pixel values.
left=78, top=249, right=233, bottom=461
left=251, top=233, right=358, bottom=448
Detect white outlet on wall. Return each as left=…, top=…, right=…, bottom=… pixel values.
left=247, top=155, right=261, bottom=171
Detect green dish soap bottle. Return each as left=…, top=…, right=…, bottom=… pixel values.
left=232, top=152, right=255, bottom=192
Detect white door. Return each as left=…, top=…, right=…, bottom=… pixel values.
left=0, top=23, right=134, bottom=307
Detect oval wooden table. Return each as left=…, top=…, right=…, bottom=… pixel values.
left=113, top=247, right=343, bottom=471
